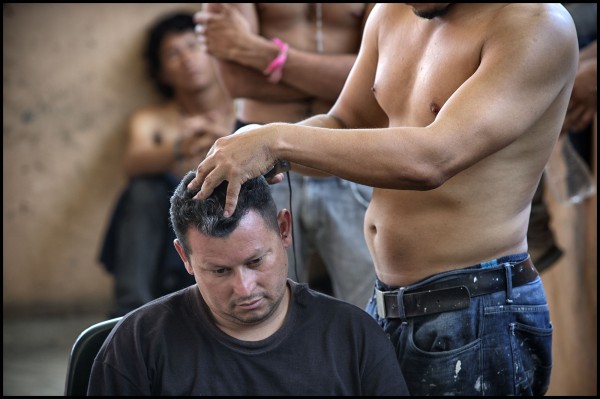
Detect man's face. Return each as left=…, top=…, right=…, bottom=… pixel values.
left=178, top=210, right=290, bottom=332
left=159, top=30, right=214, bottom=93
left=405, top=3, right=452, bottom=19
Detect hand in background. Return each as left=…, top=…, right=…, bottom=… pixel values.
left=179, top=115, right=230, bottom=160
left=562, top=41, right=597, bottom=135
left=195, top=3, right=253, bottom=62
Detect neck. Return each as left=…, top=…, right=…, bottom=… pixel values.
left=174, top=81, right=232, bottom=117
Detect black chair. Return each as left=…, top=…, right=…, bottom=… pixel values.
left=64, top=317, right=122, bottom=396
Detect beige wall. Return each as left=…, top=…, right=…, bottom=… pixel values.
left=3, top=3, right=596, bottom=395
left=3, top=3, right=201, bottom=316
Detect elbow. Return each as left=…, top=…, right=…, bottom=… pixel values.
left=400, top=163, right=451, bottom=191
left=410, top=146, right=457, bottom=190
left=421, top=171, right=448, bottom=190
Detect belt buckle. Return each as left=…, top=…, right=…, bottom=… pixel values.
left=375, top=288, right=392, bottom=318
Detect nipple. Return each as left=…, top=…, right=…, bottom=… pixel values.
left=430, top=102, right=440, bottom=114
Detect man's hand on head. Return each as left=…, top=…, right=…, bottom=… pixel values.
left=187, top=123, right=282, bottom=217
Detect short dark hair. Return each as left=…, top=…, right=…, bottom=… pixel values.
left=144, top=12, right=195, bottom=98
left=170, top=172, right=280, bottom=256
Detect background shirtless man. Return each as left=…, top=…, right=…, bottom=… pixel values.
left=99, top=12, right=235, bottom=317
left=189, top=4, right=578, bottom=395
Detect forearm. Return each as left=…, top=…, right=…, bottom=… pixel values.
left=216, top=59, right=311, bottom=102
left=286, top=114, right=344, bottom=176
left=232, top=42, right=357, bottom=103
left=280, top=51, right=357, bottom=103
left=199, top=4, right=354, bottom=103
left=123, top=142, right=179, bottom=178
left=271, top=122, right=443, bottom=190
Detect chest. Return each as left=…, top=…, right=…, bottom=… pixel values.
left=257, top=3, right=367, bottom=52
left=373, top=23, right=484, bottom=125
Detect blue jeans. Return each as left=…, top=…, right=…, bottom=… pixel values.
left=271, top=175, right=376, bottom=309
left=366, top=253, right=553, bottom=396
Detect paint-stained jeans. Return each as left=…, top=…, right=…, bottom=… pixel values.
left=366, top=253, right=553, bottom=396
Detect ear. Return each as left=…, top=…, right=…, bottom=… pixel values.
left=174, top=239, right=194, bottom=275
left=277, top=209, right=293, bottom=248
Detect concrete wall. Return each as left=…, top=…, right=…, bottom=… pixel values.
left=3, top=3, right=201, bottom=316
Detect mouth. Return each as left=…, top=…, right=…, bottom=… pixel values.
left=236, top=297, right=263, bottom=310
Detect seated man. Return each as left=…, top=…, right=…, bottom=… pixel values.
left=88, top=172, right=409, bottom=396
left=98, top=12, right=235, bottom=317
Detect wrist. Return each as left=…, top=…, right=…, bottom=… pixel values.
left=263, top=38, right=288, bottom=84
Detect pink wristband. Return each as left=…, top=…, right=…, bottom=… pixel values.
left=263, top=38, right=288, bottom=83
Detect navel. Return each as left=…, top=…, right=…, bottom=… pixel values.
left=369, top=223, right=377, bottom=234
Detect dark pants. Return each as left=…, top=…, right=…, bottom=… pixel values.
left=99, top=175, right=195, bottom=317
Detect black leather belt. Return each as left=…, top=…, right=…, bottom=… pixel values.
left=375, top=257, right=538, bottom=319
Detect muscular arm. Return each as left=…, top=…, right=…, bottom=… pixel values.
left=196, top=3, right=373, bottom=103
left=215, top=60, right=310, bottom=102
left=277, top=5, right=579, bottom=187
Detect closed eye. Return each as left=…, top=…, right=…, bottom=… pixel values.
left=247, top=257, right=264, bottom=268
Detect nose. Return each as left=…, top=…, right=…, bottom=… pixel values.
left=232, top=267, right=257, bottom=297
left=180, top=49, right=196, bottom=67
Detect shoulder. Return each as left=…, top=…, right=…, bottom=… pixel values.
left=129, top=102, right=174, bottom=126
left=487, top=4, right=577, bottom=47
left=290, top=280, right=375, bottom=323
left=370, top=3, right=414, bottom=22
left=109, top=288, right=194, bottom=340
left=128, top=102, right=176, bottom=136
left=363, top=4, right=414, bottom=44
left=482, top=4, right=578, bottom=80
left=367, top=3, right=405, bottom=26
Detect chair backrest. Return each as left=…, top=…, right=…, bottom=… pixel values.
left=64, top=317, right=122, bottom=396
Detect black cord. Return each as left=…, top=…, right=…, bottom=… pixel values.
left=286, top=171, right=299, bottom=281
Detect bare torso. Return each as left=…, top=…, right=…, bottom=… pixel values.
left=240, top=3, right=370, bottom=123
left=362, top=4, right=576, bottom=285
left=125, top=101, right=234, bottom=179
left=187, top=3, right=577, bottom=287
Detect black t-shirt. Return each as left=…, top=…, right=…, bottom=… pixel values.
left=88, top=280, right=409, bottom=395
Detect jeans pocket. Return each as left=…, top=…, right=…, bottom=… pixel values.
left=408, top=302, right=481, bottom=354
left=401, top=329, right=483, bottom=395
left=510, top=320, right=553, bottom=395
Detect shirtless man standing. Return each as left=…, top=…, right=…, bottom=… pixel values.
left=189, top=4, right=578, bottom=395
left=195, top=3, right=377, bottom=308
